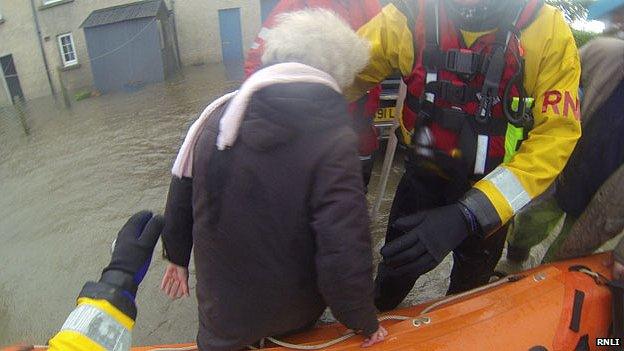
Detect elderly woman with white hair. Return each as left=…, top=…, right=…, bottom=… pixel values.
left=159, top=9, right=387, bottom=350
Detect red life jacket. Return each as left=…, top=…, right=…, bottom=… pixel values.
left=400, top=0, right=543, bottom=176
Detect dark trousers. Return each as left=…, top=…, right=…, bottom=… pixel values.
left=374, top=161, right=507, bottom=311
left=360, top=154, right=375, bottom=192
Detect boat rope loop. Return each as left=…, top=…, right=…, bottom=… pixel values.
left=569, top=265, right=610, bottom=285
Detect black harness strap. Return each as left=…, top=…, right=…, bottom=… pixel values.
left=476, top=1, right=526, bottom=123
left=423, top=0, right=440, bottom=79
left=426, top=80, right=480, bottom=105
left=419, top=100, right=468, bottom=131
left=424, top=48, right=485, bottom=78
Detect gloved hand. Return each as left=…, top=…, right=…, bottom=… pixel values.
left=78, top=211, right=164, bottom=320
left=380, top=204, right=479, bottom=280
left=100, top=211, right=164, bottom=299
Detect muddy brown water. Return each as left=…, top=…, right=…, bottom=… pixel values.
left=0, top=64, right=239, bottom=346
left=0, top=63, right=572, bottom=347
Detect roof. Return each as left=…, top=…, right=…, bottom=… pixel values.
left=588, top=0, right=624, bottom=20
left=80, top=0, right=165, bottom=29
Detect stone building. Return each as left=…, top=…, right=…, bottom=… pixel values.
left=0, top=0, right=279, bottom=105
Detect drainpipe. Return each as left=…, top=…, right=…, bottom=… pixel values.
left=29, top=0, right=56, bottom=97
left=170, top=0, right=183, bottom=69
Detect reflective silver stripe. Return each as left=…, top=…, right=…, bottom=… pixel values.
left=257, top=27, right=269, bottom=40
left=61, top=304, right=131, bottom=351
left=414, top=127, right=434, bottom=157
left=250, top=27, right=270, bottom=50
left=425, top=73, right=437, bottom=102
left=483, top=166, right=531, bottom=213
left=473, top=135, right=488, bottom=175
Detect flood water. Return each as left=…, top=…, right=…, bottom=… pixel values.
left=0, top=64, right=241, bottom=346
left=0, top=63, right=552, bottom=347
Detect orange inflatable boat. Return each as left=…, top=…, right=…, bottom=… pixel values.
left=7, top=253, right=617, bottom=351
left=135, top=253, right=615, bottom=351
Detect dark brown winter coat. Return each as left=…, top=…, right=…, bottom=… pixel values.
left=162, top=82, right=378, bottom=350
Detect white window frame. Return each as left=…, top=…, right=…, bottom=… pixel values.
left=57, top=33, right=78, bottom=67
left=43, top=0, right=63, bottom=4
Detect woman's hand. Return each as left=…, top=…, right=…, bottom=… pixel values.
left=160, top=263, right=189, bottom=299
left=361, top=325, right=388, bottom=348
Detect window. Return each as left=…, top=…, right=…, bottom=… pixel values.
left=58, top=33, right=77, bottom=67
left=39, top=0, right=74, bottom=10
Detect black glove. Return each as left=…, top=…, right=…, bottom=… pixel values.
left=79, top=211, right=164, bottom=320
left=380, top=204, right=479, bottom=280
left=102, top=211, right=164, bottom=296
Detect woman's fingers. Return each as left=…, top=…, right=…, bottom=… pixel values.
left=160, top=274, right=171, bottom=291
left=361, top=326, right=387, bottom=348
left=165, top=278, right=175, bottom=297
left=169, top=280, right=181, bottom=299
left=183, top=280, right=190, bottom=296
left=176, top=281, right=186, bottom=298
left=361, top=338, right=373, bottom=348
left=161, top=264, right=191, bottom=299
left=182, top=279, right=190, bottom=297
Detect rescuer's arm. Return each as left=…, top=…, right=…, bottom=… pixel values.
left=461, top=8, right=582, bottom=235
left=345, top=3, right=415, bottom=101
left=47, top=211, right=164, bottom=351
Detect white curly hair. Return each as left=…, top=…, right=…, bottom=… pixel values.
left=260, top=8, right=371, bottom=89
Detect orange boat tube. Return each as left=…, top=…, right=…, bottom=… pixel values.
left=6, top=253, right=616, bottom=351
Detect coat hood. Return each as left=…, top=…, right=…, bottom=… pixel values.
left=240, top=82, right=350, bottom=151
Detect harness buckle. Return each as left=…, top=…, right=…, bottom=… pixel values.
left=476, top=95, right=497, bottom=124
left=446, top=49, right=482, bottom=76
left=427, top=81, right=477, bottom=105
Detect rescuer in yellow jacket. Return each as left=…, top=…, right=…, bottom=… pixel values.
left=11, top=211, right=164, bottom=351
left=347, top=0, right=582, bottom=310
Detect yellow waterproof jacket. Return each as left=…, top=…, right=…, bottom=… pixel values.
left=348, top=1, right=581, bottom=234
left=48, top=298, right=134, bottom=351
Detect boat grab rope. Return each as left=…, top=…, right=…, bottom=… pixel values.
left=575, top=267, right=611, bottom=286
left=255, top=315, right=411, bottom=351
left=31, top=275, right=523, bottom=351
left=250, top=274, right=522, bottom=351
left=421, top=274, right=522, bottom=315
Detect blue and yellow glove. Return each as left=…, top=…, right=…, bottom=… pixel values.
left=79, top=211, right=164, bottom=319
